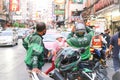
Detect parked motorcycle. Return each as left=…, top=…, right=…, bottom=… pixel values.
left=52, top=47, right=109, bottom=80
left=31, top=71, right=54, bottom=80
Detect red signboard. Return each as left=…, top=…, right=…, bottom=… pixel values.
left=9, top=0, right=20, bottom=12
left=94, top=0, right=114, bottom=12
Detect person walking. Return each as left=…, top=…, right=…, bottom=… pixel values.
left=106, top=26, right=120, bottom=72
left=112, top=28, right=120, bottom=80
left=22, top=22, right=47, bottom=79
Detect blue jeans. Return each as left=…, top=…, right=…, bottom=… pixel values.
left=113, top=57, right=120, bottom=71
left=94, top=49, right=106, bottom=60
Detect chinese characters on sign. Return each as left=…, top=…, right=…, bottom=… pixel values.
left=9, top=0, right=20, bottom=12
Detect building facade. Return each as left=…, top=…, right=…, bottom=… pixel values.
left=94, top=0, right=120, bottom=34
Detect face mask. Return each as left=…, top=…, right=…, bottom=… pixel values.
left=75, top=29, right=85, bottom=37
left=42, top=29, right=46, bottom=35
left=75, top=32, right=85, bottom=37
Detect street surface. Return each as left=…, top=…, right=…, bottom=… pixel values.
left=0, top=39, right=29, bottom=80
left=0, top=39, right=115, bottom=80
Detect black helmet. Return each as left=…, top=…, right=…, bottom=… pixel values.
left=55, top=47, right=81, bottom=71
left=75, top=23, right=86, bottom=37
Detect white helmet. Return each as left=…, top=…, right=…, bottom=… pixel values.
left=75, top=23, right=86, bottom=37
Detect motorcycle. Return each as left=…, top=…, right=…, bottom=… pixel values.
left=31, top=71, right=54, bottom=80
left=52, top=47, right=109, bottom=80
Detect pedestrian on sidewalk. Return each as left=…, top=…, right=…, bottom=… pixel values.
left=106, top=26, right=120, bottom=72
left=112, top=29, right=120, bottom=79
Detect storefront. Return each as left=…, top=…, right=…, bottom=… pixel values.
left=112, top=20, right=120, bottom=34
left=94, top=0, right=120, bottom=34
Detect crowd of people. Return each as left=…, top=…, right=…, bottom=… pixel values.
left=22, top=19, right=120, bottom=80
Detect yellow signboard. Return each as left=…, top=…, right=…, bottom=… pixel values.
left=54, top=0, right=65, bottom=4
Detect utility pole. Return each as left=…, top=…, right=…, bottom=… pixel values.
left=64, top=0, right=66, bottom=20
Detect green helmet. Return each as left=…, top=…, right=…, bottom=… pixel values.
left=75, top=23, right=86, bottom=37
left=55, top=47, right=81, bottom=71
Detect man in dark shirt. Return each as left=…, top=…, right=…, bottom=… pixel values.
left=107, top=26, right=120, bottom=71
left=112, top=27, right=120, bottom=80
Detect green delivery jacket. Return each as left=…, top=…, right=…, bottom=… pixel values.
left=23, top=32, right=45, bottom=69
left=67, top=27, right=94, bottom=60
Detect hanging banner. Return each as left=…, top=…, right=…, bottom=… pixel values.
left=94, top=19, right=106, bottom=33
left=9, top=0, right=20, bottom=12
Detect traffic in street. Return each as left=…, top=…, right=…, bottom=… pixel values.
left=0, top=39, right=29, bottom=80
left=0, top=39, right=115, bottom=80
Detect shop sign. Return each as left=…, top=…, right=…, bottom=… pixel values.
left=93, top=19, right=106, bottom=33
left=54, top=9, right=64, bottom=15
left=12, top=15, right=22, bottom=20
left=94, top=0, right=114, bottom=12
left=112, top=16, right=120, bottom=21
left=71, top=16, right=80, bottom=21
left=9, top=0, right=20, bottom=12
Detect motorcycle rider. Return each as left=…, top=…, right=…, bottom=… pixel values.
left=67, top=20, right=94, bottom=61
left=66, top=21, right=94, bottom=80
left=91, top=31, right=107, bottom=60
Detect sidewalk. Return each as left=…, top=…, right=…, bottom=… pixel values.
left=106, top=58, right=115, bottom=80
